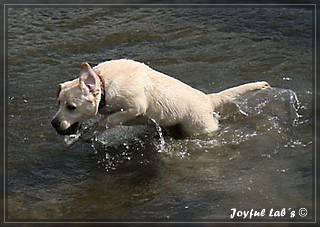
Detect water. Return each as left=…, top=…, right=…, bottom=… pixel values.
left=6, top=6, right=314, bottom=222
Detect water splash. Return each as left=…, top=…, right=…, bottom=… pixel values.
left=289, top=89, right=302, bottom=126
left=62, top=114, right=105, bottom=147
left=90, top=131, right=100, bottom=155
left=63, top=87, right=305, bottom=170
left=214, top=87, right=305, bottom=150
left=63, top=133, right=81, bottom=147
left=232, top=88, right=302, bottom=127
left=84, top=124, right=159, bottom=170
left=148, top=118, right=166, bottom=152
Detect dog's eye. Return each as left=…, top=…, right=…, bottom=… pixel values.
left=67, top=104, right=76, bottom=111
left=57, top=101, right=60, bottom=105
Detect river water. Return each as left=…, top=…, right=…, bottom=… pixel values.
left=6, top=6, right=314, bottom=222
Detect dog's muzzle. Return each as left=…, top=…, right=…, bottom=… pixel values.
left=51, top=118, right=79, bottom=135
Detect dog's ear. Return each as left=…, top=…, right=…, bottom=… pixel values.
left=56, top=84, right=62, bottom=98
left=79, top=62, right=98, bottom=95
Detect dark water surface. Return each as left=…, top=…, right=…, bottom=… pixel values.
left=6, top=6, right=314, bottom=222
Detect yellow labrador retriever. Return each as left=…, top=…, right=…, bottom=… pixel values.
left=51, top=59, right=270, bottom=136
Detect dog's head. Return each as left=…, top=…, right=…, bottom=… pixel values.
left=51, top=62, right=102, bottom=135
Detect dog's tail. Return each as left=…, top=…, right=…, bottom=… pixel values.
left=207, top=81, right=271, bottom=110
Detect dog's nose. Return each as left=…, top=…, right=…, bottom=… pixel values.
left=51, top=118, right=60, bottom=128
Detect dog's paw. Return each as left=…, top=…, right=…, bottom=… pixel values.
left=256, top=81, right=271, bottom=90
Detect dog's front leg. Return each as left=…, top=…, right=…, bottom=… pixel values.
left=106, top=108, right=143, bottom=128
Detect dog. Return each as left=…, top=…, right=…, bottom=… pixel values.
left=51, top=59, right=270, bottom=137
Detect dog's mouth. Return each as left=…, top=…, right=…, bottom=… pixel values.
left=55, top=122, right=80, bottom=135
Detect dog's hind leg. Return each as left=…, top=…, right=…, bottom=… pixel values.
left=179, top=112, right=220, bottom=136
